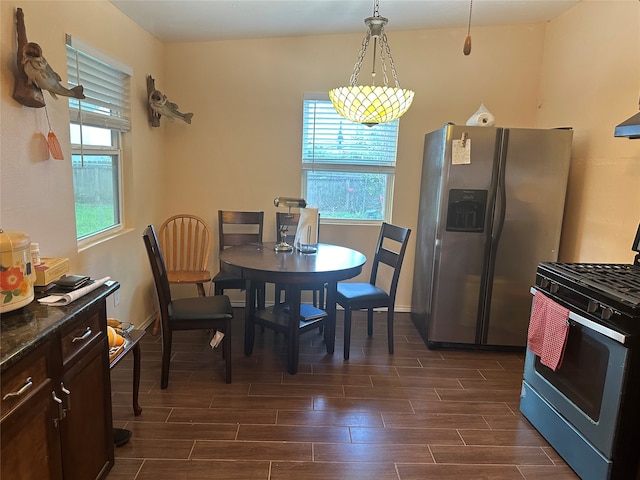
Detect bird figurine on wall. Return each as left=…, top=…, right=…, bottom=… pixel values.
left=22, top=42, right=85, bottom=100
left=148, top=89, right=193, bottom=125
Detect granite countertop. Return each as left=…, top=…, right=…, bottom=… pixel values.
left=0, top=280, right=120, bottom=372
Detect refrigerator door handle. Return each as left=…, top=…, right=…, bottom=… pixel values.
left=478, top=129, right=508, bottom=343
left=492, top=129, right=508, bottom=244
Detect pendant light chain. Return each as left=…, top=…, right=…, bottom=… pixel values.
left=329, top=0, right=415, bottom=125
left=467, top=0, right=473, bottom=36
left=349, top=31, right=371, bottom=86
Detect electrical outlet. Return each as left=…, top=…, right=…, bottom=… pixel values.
left=113, top=290, right=120, bottom=306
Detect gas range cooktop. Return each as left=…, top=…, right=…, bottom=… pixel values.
left=536, top=225, right=640, bottom=320
left=538, top=263, right=640, bottom=309
left=535, top=262, right=640, bottom=345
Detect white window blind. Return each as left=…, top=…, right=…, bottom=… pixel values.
left=65, top=35, right=131, bottom=132
left=302, top=93, right=399, bottom=171
left=301, top=93, right=398, bottom=222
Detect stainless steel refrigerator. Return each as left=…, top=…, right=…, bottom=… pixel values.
left=411, top=124, right=573, bottom=348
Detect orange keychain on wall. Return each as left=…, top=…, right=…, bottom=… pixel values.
left=44, top=104, right=64, bottom=160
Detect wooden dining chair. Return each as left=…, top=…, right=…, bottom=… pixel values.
left=142, top=224, right=234, bottom=388
left=150, top=214, right=213, bottom=335
left=274, top=211, right=325, bottom=309
left=213, top=211, right=265, bottom=306
left=336, top=222, right=411, bottom=360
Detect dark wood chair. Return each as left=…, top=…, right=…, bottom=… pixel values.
left=336, top=222, right=411, bottom=360
left=143, top=224, right=234, bottom=388
left=274, top=211, right=325, bottom=309
left=213, top=211, right=265, bottom=307
left=150, top=214, right=213, bottom=335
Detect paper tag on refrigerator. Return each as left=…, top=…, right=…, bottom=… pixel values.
left=452, top=139, right=471, bottom=165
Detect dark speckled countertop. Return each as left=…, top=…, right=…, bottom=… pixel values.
left=0, top=280, right=120, bottom=372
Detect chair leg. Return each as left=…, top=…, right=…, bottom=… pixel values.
left=160, top=330, right=172, bottom=389
left=257, top=282, right=266, bottom=310
left=317, top=287, right=325, bottom=335
left=343, top=307, right=353, bottom=360
left=367, top=309, right=374, bottom=336
left=152, top=313, right=161, bottom=336
left=223, top=319, right=232, bottom=383
left=196, top=282, right=206, bottom=297
left=387, top=308, right=394, bottom=354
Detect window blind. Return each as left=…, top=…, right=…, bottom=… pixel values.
left=65, top=35, right=131, bottom=132
left=302, top=94, right=399, bottom=168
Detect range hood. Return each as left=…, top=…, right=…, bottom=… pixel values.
left=615, top=98, right=640, bottom=139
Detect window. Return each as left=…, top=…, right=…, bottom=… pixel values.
left=302, top=93, right=399, bottom=223
left=66, top=35, right=131, bottom=241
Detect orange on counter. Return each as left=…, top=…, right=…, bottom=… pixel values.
left=107, top=325, right=125, bottom=348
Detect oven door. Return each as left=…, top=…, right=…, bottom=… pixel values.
left=522, top=290, right=630, bottom=459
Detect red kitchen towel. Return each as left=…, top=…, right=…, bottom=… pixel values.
left=527, top=291, right=570, bottom=371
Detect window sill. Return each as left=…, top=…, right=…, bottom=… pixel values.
left=77, top=227, right=135, bottom=252
left=319, top=219, right=383, bottom=227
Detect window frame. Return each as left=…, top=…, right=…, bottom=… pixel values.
left=66, top=35, right=131, bottom=243
left=301, top=92, right=398, bottom=224
left=70, top=127, right=123, bottom=242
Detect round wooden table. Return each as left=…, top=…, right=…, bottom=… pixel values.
left=220, top=242, right=366, bottom=374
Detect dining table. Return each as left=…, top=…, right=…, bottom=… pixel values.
left=220, top=242, right=366, bottom=374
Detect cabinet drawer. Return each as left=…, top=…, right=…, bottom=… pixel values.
left=0, top=341, right=52, bottom=421
left=61, top=310, right=104, bottom=367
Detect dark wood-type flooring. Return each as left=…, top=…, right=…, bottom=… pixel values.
left=107, top=309, right=578, bottom=480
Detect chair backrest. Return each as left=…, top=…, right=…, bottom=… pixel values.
left=142, top=224, right=172, bottom=328
left=218, top=210, right=264, bottom=251
left=276, top=211, right=321, bottom=244
left=370, top=222, right=412, bottom=300
left=159, top=214, right=212, bottom=273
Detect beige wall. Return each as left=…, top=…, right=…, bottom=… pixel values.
left=161, top=23, right=549, bottom=308
left=0, top=0, right=165, bottom=326
left=538, top=0, right=640, bottom=263
left=1, top=1, right=638, bottom=328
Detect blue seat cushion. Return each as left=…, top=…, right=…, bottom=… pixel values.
left=212, top=270, right=242, bottom=283
left=169, top=295, right=233, bottom=320
left=336, top=282, right=390, bottom=309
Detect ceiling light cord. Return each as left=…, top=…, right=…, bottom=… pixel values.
left=464, top=0, right=473, bottom=55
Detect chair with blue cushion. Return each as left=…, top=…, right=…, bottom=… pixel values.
left=213, top=210, right=265, bottom=307
left=143, top=224, right=234, bottom=388
left=336, top=222, right=411, bottom=360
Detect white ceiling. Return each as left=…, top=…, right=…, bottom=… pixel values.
left=109, top=0, right=580, bottom=43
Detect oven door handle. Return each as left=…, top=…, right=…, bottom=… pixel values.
left=530, top=287, right=628, bottom=345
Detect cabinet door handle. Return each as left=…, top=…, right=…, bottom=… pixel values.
left=2, top=377, right=33, bottom=400
left=61, top=383, right=71, bottom=413
left=72, top=326, right=92, bottom=342
left=52, top=391, right=64, bottom=425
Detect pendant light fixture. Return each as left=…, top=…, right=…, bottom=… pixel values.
left=329, top=0, right=414, bottom=126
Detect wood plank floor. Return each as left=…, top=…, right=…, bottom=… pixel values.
left=107, top=309, right=579, bottom=480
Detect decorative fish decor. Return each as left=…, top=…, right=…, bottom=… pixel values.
left=148, top=89, right=193, bottom=124
left=22, top=42, right=85, bottom=100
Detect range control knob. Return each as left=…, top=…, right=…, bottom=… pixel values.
left=601, top=307, right=614, bottom=320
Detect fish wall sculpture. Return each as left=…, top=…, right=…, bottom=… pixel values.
left=148, top=89, right=193, bottom=125
left=22, top=42, right=84, bottom=100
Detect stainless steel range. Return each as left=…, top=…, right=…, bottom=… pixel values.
left=520, top=226, right=640, bottom=480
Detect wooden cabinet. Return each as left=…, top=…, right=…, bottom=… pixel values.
left=1, top=341, right=63, bottom=480
left=59, top=305, right=114, bottom=480
left=0, top=283, right=117, bottom=480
